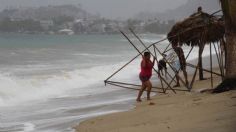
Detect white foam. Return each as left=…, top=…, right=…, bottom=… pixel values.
left=0, top=61, right=139, bottom=107
left=0, top=43, right=219, bottom=107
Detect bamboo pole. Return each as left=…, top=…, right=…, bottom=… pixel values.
left=106, top=82, right=161, bottom=93
left=104, top=10, right=222, bottom=90
left=106, top=81, right=188, bottom=92
left=163, top=47, right=173, bottom=54
left=217, top=42, right=223, bottom=78
left=105, top=22, right=210, bottom=83
left=129, top=29, right=177, bottom=84
left=104, top=40, right=154, bottom=82
left=106, top=80, right=163, bottom=89
left=213, top=42, right=224, bottom=80
left=218, top=41, right=225, bottom=78
left=163, top=43, right=171, bottom=53
left=210, top=43, right=213, bottom=88
left=153, top=45, right=194, bottom=91
left=186, top=63, right=222, bottom=76
left=153, top=45, right=189, bottom=90
left=120, top=31, right=176, bottom=94
left=190, top=62, right=199, bottom=89
left=162, top=45, right=194, bottom=91
left=153, top=45, right=165, bottom=93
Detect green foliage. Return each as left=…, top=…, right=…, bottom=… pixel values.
left=126, top=19, right=141, bottom=30
left=0, top=18, right=43, bottom=32
left=53, top=16, right=74, bottom=25
left=144, top=20, right=175, bottom=34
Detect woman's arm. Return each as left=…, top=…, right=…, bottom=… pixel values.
left=141, top=57, right=147, bottom=68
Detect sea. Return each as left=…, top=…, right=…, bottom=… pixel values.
left=0, top=33, right=217, bottom=132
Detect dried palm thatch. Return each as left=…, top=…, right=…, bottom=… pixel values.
left=167, top=12, right=225, bottom=47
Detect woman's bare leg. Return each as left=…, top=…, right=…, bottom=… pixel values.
left=164, top=68, right=168, bottom=79
left=183, top=69, right=189, bottom=88
left=174, top=73, right=180, bottom=87
left=136, top=83, right=146, bottom=102
left=146, top=81, right=152, bottom=100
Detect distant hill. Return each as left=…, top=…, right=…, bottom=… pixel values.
left=133, top=0, right=221, bottom=21
left=0, top=5, right=92, bottom=20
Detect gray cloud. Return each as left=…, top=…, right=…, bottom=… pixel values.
left=0, top=0, right=188, bottom=19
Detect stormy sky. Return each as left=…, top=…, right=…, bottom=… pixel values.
left=0, top=0, right=188, bottom=19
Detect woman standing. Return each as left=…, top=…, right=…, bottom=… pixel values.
left=136, top=52, right=155, bottom=102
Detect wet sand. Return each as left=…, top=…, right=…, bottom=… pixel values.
left=74, top=66, right=236, bottom=132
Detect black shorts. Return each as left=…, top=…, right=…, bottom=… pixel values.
left=180, top=61, right=186, bottom=71
left=139, top=74, right=151, bottom=82
left=158, top=60, right=167, bottom=71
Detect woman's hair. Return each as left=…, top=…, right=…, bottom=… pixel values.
left=144, top=52, right=150, bottom=57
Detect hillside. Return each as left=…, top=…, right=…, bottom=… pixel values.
left=134, top=0, right=221, bottom=21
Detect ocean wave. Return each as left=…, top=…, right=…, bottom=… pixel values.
left=0, top=61, right=139, bottom=107
left=72, top=53, right=119, bottom=57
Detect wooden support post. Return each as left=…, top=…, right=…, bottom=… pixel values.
left=190, top=62, right=199, bottom=90
left=106, top=82, right=161, bottom=93
left=163, top=43, right=171, bottom=53
left=153, top=45, right=188, bottom=90
left=164, top=46, right=194, bottom=91
left=120, top=31, right=176, bottom=94
left=187, top=63, right=222, bottom=76
left=153, top=45, right=165, bottom=93
left=210, top=43, right=213, bottom=88
left=106, top=81, right=163, bottom=89
left=129, top=29, right=178, bottom=91
left=213, top=43, right=224, bottom=80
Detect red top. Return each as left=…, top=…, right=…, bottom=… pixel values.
left=140, top=59, right=153, bottom=77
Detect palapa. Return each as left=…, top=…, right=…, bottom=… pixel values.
left=167, top=10, right=225, bottom=80
left=168, top=11, right=225, bottom=47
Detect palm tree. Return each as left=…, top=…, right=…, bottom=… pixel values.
left=220, top=0, right=236, bottom=78
left=212, top=0, right=236, bottom=93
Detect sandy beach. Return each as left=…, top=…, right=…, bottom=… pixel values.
left=74, top=68, right=236, bottom=132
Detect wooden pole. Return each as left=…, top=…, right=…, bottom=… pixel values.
left=106, top=82, right=161, bottom=93
left=153, top=45, right=188, bottom=90
left=106, top=80, right=163, bottom=89
left=164, top=46, right=195, bottom=90
left=106, top=81, right=188, bottom=92
left=187, top=63, right=222, bottom=76
left=163, top=43, right=171, bottom=53
left=210, top=43, right=213, bottom=88
left=104, top=38, right=155, bottom=82
left=217, top=41, right=225, bottom=78
left=217, top=42, right=224, bottom=77
left=120, top=31, right=176, bottom=94
left=163, top=48, right=173, bottom=54
left=129, top=29, right=177, bottom=84
left=190, top=62, right=199, bottom=89
left=186, top=47, right=194, bottom=59
left=105, top=24, right=208, bottom=83
left=213, top=43, right=224, bottom=80
left=153, top=45, right=165, bottom=93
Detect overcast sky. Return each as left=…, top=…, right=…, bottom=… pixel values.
left=0, top=0, right=188, bottom=19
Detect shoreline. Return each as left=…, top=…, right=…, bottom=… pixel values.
left=74, top=55, right=236, bottom=132
left=75, top=89, right=236, bottom=132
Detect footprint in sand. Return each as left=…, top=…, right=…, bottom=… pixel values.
left=193, top=102, right=201, bottom=106
left=230, top=104, right=236, bottom=107
left=149, top=102, right=155, bottom=105
left=90, top=121, right=95, bottom=124
left=193, top=98, right=202, bottom=102
left=231, top=96, right=236, bottom=99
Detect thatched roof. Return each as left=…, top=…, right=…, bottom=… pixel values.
left=167, top=12, right=225, bottom=47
